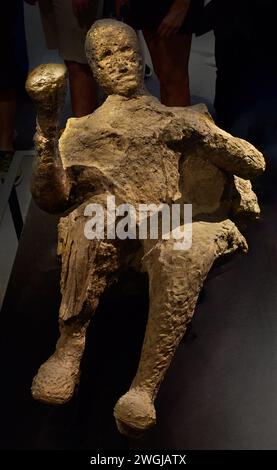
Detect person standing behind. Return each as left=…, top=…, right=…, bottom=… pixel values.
left=200, top=0, right=277, bottom=144
left=198, top=0, right=276, bottom=200
left=0, top=0, right=28, bottom=184
left=116, top=0, right=204, bottom=107
left=25, top=0, right=103, bottom=117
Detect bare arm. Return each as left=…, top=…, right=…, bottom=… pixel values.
left=158, top=0, right=191, bottom=37
left=26, top=64, right=71, bottom=213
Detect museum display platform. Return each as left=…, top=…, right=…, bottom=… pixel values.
left=1, top=192, right=277, bottom=450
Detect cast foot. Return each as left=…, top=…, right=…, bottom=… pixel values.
left=114, top=388, right=156, bottom=437
left=31, top=354, right=80, bottom=405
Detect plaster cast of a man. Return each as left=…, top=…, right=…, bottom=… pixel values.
left=26, top=19, right=265, bottom=437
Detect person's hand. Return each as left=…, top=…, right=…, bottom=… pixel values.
left=115, top=0, right=129, bottom=19
left=158, top=0, right=191, bottom=38
left=72, top=0, right=91, bottom=18
left=24, top=0, right=38, bottom=5
left=72, top=0, right=95, bottom=27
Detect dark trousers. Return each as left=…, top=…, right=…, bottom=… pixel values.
left=0, top=1, right=28, bottom=91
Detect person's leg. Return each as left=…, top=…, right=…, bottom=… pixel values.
left=49, top=0, right=100, bottom=117
left=142, top=30, right=192, bottom=107
left=0, top=89, right=16, bottom=151
left=0, top=6, right=17, bottom=181
left=0, top=3, right=16, bottom=152
left=65, top=60, right=98, bottom=117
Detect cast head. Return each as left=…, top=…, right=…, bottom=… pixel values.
left=85, top=19, right=144, bottom=97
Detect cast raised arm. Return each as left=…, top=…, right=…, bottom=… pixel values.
left=26, top=64, right=70, bottom=213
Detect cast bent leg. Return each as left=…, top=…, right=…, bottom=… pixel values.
left=114, top=220, right=247, bottom=435
left=32, top=200, right=119, bottom=404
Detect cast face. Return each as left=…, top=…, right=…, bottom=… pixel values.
left=86, top=22, right=143, bottom=97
